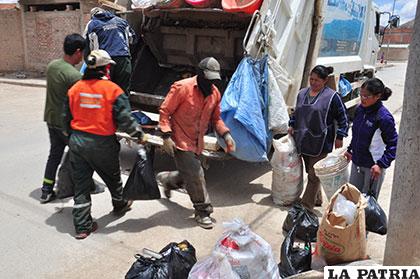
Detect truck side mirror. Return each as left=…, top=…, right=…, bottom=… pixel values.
left=389, top=15, right=400, bottom=28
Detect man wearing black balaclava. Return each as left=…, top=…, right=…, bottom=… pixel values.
left=158, top=57, right=236, bottom=229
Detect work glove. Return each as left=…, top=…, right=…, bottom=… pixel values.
left=163, top=137, right=176, bottom=157
left=223, top=132, right=236, bottom=153
left=130, top=125, right=146, bottom=144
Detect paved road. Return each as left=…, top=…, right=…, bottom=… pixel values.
left=0, top=62, right=407, bottom=278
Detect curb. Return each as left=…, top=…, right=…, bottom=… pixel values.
left=0, top=78, right=46, bottom=88
left=376, top=63, right=394, bottom=70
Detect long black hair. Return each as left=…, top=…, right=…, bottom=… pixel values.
left=82, top=66, right=106, bottom=80
left=311, top=65, right=334, bottom=80
left=361, top=78, right=392, bottom=101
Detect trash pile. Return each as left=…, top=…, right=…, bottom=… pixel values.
left=126, top=219, right=280, bottom=279
left=131, top=0, right=263, bottom=14
left=125, top=186, right=388, bottom=278
left=124, top=140, right=388, bottom=278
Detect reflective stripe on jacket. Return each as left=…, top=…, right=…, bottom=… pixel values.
left=68, top=79, right=124, bottom=136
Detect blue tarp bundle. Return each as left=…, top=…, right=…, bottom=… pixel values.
left=338, top=75, right=352, bottom=97
left=219, top=56, right=271, bottom=162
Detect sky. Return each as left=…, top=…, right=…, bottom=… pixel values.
left=374, top=0, right=418, bottom=25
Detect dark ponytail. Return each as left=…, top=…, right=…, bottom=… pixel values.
left=361, top=77, right=392, bottom=101
left=311, top=65, right=334, bottom=80
left=382, top=87, right=392, bottom=101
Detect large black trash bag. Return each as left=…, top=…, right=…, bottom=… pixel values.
left=278, top=224, right=312, bottom=278
left=55, top=152, right=74, bottom=199
left=123, top=147, right=161, bottom=200
left=282, top=202, right=319, bottom=242
left=55, top=152, right=101, bottom=199
left=125, top=254, right=170, bottom=279
left=125, top=241, right=197, bottom=279
left=159, top=240, right=197, bottom=278
left=363, top=193, right=387, bottom=235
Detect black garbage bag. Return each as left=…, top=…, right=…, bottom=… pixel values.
left=56, top=152, right=105, bottom=199
left=125, top=240, right=196, bottom=279
left=282, top=202, right=319, bottom=242
left=55, top=153, right=74, bottom=199
left=123, top=148, right=161, bottom=200
left=278, top=224, right=312, bottom=278
left=363, top=193, right=387, bottom=235
left=159, top=240, right=197, bottom=278
left=125, top=254, right=169, bottom=279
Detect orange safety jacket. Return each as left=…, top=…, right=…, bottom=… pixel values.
left=68, top=79, right=124, bottom=136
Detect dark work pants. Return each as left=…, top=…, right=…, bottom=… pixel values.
left=162, top=150, right=213, bottom=217
left=349, top=163, right=386, bottom=199
left=301, top=153, right=328, bottom=209
left=110, top=56, right=132, bottom=95
left=42, top=126, right=68, bottom=191
left=69, top=132, right=126, bottom=233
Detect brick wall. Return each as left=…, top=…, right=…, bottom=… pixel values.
left=23, top=10, right=82, bottom=71
left=0, top=9, right=25, bottom=72
left=383, top=28, right=413, bottom=44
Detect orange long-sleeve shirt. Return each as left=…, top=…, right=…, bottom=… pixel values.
left=159, top=76, right=229, bottom=155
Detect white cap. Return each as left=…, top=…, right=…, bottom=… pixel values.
left=90, top=7, right=105, bottom=17
left=86, top=50, right=116, bottom=68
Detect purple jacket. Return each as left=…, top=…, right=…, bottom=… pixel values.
left=348, top=101, right=398, bottom=169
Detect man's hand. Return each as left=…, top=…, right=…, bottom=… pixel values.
left=131, top=125, right=146, bottom=144
left=163, top=137, right=176, bottom=157
left=335, top=139, right=343, bottom=149
left=343, top=151, right=352, bottom=162
left=370, top=164, right=382, bottom=180
left=288, top=127, right=294, bottom=136
left=223, top=133, right=236, bottom=153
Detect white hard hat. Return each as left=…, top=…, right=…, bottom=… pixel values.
left=86, top=50, right=116, bottom=68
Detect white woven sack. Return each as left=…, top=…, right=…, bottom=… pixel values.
left=271, top=135, right=303, bottom=206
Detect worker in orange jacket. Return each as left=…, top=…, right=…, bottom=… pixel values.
left=63, top=50, right=143, bottom=239
left=159, top=57, right=236, bottom=229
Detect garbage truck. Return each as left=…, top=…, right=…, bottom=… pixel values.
left=123, top=0, right=382, bottom=158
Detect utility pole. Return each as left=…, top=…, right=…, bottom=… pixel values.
left=383, top=1, right=420, bottom=265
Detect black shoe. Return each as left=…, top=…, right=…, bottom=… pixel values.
left=75, top=222, right=98, bottom=240
left=113, top=200, right=133, bottom=215
left=40, top=189, right=56, bottom=204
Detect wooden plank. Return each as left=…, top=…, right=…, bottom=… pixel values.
left=129, top=92, right=165, bottom=108
left=98, top=0, right=126, bottom=12
left=116, top=132, right=228, bottom=160
left=20, top=0, right=72, bottom=5
left=116, top=132, right=220, bottom=151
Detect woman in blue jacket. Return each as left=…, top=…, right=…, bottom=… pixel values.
left=344, top=78, right=398, bottom=199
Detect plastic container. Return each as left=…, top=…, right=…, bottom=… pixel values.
left=221, top=0, right=263, bottom=14
left=313, top=154, right=349, bottom=200
left=156, top=0, right=184, bottom=8
left=185, top=0, right=220, bottom=8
